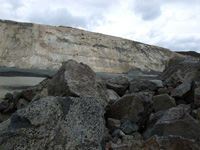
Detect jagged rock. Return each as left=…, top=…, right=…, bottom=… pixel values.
left=107, top=89, right=120, bottom=104
left=194, top=87, right=200, bottom=108
left=16, top=99, right=29, bottom=110
left=106, top=83, right=127, bottom=97
left=176, top=100, right=186, bottom=105
left=112, top=129, right=125, bottom=138
left=0, top=119, right=10, bottom=133
left=131, top=132, right=143, bottom=141
left=161, top=57, right=200, bottom=87
left=143, top=107, right=200, bottom=141
left=138, top=91, right=155, bottom=99
left=21, top=87, right=43, bottom=102
left=157, top=87, right=170, bottom=95
left=107, top=118, right=121, bottom=132
left=31, top=88, right=48, bottom=103
left=107, top=76, right=129, bottom=87
left=12, top=92, right=21, bottom=105
left=106, top=93, right=153, bottom=130
left=197, top=108, right=200, bottom=120
left=46, top=60, right=109, bottom=108
left=3, top=102, right=15, bottom=113
left=0, top=99, right=7, bottom=112
left=152, top=94, right=176, bottom=112
left=143, top=135, right=200, bottom=150
left=177, top=104, right=191, bottom=112
left=129, top=79, right=157, bottom=93
left=121, top=120, right=138, bottom=134
left=0, top=96, right=105, bottom=150
left=150, top=80, right=164, bottom=88
left=0, top=113, right=3, bottom=123
left=171, top=79, right=194, bottom=103
left=4, top=93, right=13, bottom=101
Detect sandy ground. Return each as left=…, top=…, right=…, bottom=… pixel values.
left=0, top=77, right=45, bottom=98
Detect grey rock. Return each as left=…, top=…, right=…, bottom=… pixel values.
left=171, top=79, right=193, bottom=103
left=152, top=94, right=176, bottom=112
left=176, top=99, right=186, bottom=105
left=106, top=93, right=153, bottom=130
left=0, top=96, right=105, bottom=150
left=46, top=60, right=109, bottom=108
left=131, top=132, right=143, bottom=141
left=107, top=76, right=129, bottom=86
left=4, top=93, right=13, bottom=100
left=0, top=119, right=10, bottom=133
left=130, top=79, right=157, bottom=93
left=150, top=80, right=164, bottom=88
left=12, top=92, right=21, bottom=105
left=0, top=113, right=3, bottom=123
left=106, top=83, right=127, bottom=97
left=112, top=129, right=125, bottom=138
left=0, top=99, right=8, bottom=112
left=121, top=121, right=138, bottom=134
left=143, top=107, right=200, bottom=141
left=107, top=118, right=121, bottom=132
left=177, top=104, right=191, bottom=113
left=16, top=99, right=29, bottom=110
left=197, top=108, right=200, bottom=120
left=107, top=89, right=120, bottom=104
left=143, top=135, right=200, bottom=150
left=157, top=87, right=170, bottom=95
left=21, top=87, right=42, bottom=102
left=194, top=87, right=200, bottom=108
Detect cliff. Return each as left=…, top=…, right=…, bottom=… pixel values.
left=0, top=19, right=179, bottom=73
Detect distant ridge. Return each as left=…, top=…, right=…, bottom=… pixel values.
left=176, top=51, right=200, bottom=59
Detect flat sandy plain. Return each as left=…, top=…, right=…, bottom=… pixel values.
left=0, top=77, right=45, bottom=98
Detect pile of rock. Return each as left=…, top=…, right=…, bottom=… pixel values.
left=0, top=57, right=200, bottom=149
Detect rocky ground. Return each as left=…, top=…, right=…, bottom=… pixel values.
left=0, top=57, right=200, bottom=149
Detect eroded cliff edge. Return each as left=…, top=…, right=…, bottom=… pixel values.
left=0, top=20, right=178, bottom=73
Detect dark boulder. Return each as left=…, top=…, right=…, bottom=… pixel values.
left=0, top=96, right=105, bottom=150
left=106, top=93, right=153, bottom=130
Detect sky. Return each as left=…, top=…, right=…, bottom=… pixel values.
left=0, top=0, right=200, bottom=52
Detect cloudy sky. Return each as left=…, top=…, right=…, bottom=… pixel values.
left=0, top=0, right=200, bottom=52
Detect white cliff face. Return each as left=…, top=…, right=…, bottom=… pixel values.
left=0, top=20, right=178, bottom=73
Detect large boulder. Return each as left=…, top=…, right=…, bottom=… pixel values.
left=152, top=94, right=176, bottom=112
left=0, top=96, right=105, bottom=150
left=46, top=60, right=109, bottom=108
left=142, top=135, right=200, bottom=150
left=143, top=107, right=200, bottom=141
left=106, top=93, right=153, bottom=130
left=161, top=57, right=200, bottom=88
left=129, top=79, right=157, bottom=93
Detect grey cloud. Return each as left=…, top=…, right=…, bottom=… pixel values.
left=156, top=36, right=200, bottom=52
left=28, top=8, right=87, bottom=28
left=132, top=0, right=162, bottom=21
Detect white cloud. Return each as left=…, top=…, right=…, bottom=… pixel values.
left=0, top=0, right=199, bottom=52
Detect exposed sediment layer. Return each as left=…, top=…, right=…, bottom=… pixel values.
left=0, top=20, right=179, bottom=73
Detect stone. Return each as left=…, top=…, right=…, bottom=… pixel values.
left=0, top=119, right=10, bottom=133
left=107, top=89, right=120, bottom=104
left=106, top=83, right=127, bottom=97
left=46, top=60, right=109, bottom=108
left=111, top=129, right=125, bottom=138
left=106, top=93, right=153, bottom=130
left=176, top=99, right=186, bottom=105
left=121, top=121, right=138, bottom=134
left=161, top=57, right=200, bottom=88
left=0, top=113, right=3, bottom=123
left=171, top=79, right=193, bottom=103
left=152, top=94, right=176, bottom=112
left=129, top=79, right=157, bottom=93
left=107, top=76, right=129, bottom=87
left=157, top=87, right=170, bottom=95
left=16, top=99, right=29, bottom=110
left=177, top=104, right=191, bottom=112
left=0, top=99, right=8, bottom=112
left=150, top=80, right=164, bottom=88
left=143, top=107, right=200, bottom=141
left=142, top=135, right=200, bottom=150
left=12, top=92, right=21, bottom=105
left=194, top=87, right=200, bottom=108
left=0, top=96, right=105, bottom=150
left=106, top=118, right=121, bottom=132
left=3, top=102, right=15, bottom=113
left=21, top=87, right=42, bottom=102
left=4, top=93, right=13, bottom=101
left=197, top=108, right=200, bottom=120
left=131, top=132, right=143, bottom=141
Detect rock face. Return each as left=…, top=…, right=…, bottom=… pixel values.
left=0, top=20, right=179, bottom=73
left=143, top=107, right=200, bottom=141
left=0, top=96, right=105, bottom=150
left=106, top=93, right=153, bottom=130
left=46, top=60, right=109, bottom=108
